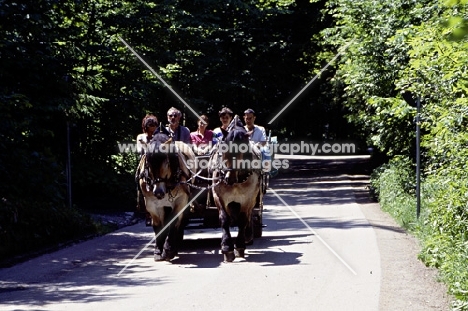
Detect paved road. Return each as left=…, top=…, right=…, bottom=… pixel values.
left=0, top=155, right=449, bottom=310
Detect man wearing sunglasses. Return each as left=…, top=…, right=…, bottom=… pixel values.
left=166, top=107, right=191, bottom=144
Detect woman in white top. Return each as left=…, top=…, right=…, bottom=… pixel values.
left=212, top=107, right=234, bottom=142
left=136, top=114, right=158, bottom=155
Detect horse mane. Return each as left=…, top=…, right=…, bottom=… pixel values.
left=225, top=115, right=248, bottom=143
left=148, top=125, right=172, bottom=147
left=146, top=127, right=179, bottom=181
left=149, top=132, right=171, bottom=149
left=220, top=115, right=255, bottom=168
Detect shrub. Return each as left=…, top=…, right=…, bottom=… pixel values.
left=370, top=156, right=419, bottom=229
left=372, top=157, right=468, bottom=309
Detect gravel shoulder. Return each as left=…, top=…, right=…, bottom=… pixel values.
left=355, top=190, right=453, bottom=310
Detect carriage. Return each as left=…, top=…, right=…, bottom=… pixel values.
left=186, top=153, right=270, bottom=239
left=136, top=120, right=276, bottom=261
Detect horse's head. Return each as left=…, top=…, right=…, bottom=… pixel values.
left=146, top=125, right=179, bottom=199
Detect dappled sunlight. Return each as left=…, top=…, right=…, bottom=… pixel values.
left=0, top=227, right=173, bottom=307
left=0, top=156, right=385, bottom=310
left=0, top=269, right=167, bottom=306
left=110, top=231, right=153, bottom=238
left=265, top=188, right=359, bottom=206
left=171, top=232, right=308, bottom=268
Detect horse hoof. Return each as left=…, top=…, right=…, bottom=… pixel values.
left=163, top=250, right=177, bottom=261
left=223, top=251, right=235, bottom=262
left=154, top=253, right=165, bottom=261
left=235, top=248, right=245, bottom=258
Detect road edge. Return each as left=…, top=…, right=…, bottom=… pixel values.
left=355, top=189, right=453, bottom=310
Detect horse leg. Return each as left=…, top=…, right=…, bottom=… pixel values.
left=244, top=215, right=254, bottom=246
left=235, top=211, right=249, bottom=258
left=219, top=207, right=235, bottom=262
left=153, top=224, right=167, bottom=261
left=162, top=221, right=181, bottom=261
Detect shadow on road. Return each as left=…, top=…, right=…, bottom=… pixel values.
left=0, top=156, right=393, bottom=308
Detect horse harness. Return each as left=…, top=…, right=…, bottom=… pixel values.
left=137, top=139, right=263, bottom=199
left=210, top=142, right=262, bottom=184
left=139, top=152, right=190, bottom=201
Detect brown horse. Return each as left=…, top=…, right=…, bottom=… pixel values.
left=209, top=116, right=262, bottom=262
left=137, top=126, right=196, bottom=261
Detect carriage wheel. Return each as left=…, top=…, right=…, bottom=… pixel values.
left=253, top=214, right=263, bottom=238
left=262, top=173, right=269, bottom=194
left=253, top=199, right=263, bottom=238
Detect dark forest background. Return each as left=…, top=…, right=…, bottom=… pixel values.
left=0, top=0, right=358, bottom=214
left=2, top=1, right=468, bottom=306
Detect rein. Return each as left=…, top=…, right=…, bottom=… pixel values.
left=208, top=141, right=262, bottom=184
left=138, top=139, right=260, bottom=193
left=139, top=143, right=221, bottom=194
left=140, top=153, right=184, bottom=189
left=176, top=142, right=225, bottom=185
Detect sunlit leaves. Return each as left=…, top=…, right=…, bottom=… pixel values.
left=321, top=0, right=436, bottom=155
left=326, top=0, right=468, bottom=305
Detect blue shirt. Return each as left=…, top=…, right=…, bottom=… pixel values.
left=166, top=125, right=191, bottom=144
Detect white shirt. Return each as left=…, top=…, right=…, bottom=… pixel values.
left=136, top=133, right=151, bottom=154
left=245, top=125, right=267, bottom=143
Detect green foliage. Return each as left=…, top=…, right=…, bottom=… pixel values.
left=370, top=156, right=419, bottom=229
left=398, top=11, right=468, bottom=306
left=1, top=0, right=346, bottom=260
left=367, top=96, right=415, bottom=155
left=0, top=197, right=98, bottom=262
left=327, top=0, right=468, bottom=307
left=7, top=2, right=468, bottom=307
left=417, top=173, right=468, bottom=308
left=0, top=93, right=98, bottom=261
left=322, top=0, right=438, bottom=155
left=371, top=157, right=468, bottom=308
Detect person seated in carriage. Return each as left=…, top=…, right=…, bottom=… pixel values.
left=135, top=114, right=158, bottom=224
left=165, top=107, right=191, bottom=144
left=213, top=107, right=234, bottom=142
left=136, top=114, right=158, bottom=155
left=190, top=114, right=215, bottom=156
left=243, top=108, right=277, bottom=176
left=243, top=108, right=267, bottom=146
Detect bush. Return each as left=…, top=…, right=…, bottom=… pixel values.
left=0, top=147, right=99, bottom=263
left=372, top=157, right=468, bottom=309
left=419, top=173, right=468, bottom=308
left=0, top=198, right=98, bottom=263
left=370, top=156, right=420, bottom=229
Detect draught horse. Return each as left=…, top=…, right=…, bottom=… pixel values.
left=209, top=116, right=262, bottom=262
left=137, top=125, right=196, bottom=261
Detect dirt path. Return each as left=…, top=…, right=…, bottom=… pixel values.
left=358, top=199, right=452, bottom=310
left=342, top=156, right=453, bottom=310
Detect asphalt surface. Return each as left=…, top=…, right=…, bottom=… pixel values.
left=0, top=155, right=451, bottom=310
